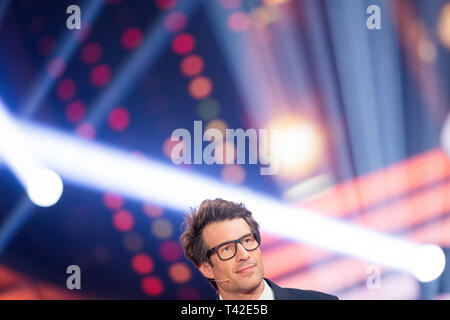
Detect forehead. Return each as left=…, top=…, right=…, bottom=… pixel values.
left=202, top=218, right=251, bottom=248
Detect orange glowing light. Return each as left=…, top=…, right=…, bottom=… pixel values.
left=265, top=115, right=325, bottom=179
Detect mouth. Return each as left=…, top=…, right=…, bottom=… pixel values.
left=236, top=264, right=256, bottom=274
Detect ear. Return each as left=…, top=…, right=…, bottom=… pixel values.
left=198, top=261, right=214, bottom=279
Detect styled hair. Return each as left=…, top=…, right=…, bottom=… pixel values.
left=180, top=198, right=260, bottom=289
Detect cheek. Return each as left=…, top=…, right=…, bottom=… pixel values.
left=216, top=261, right=234, bottom=276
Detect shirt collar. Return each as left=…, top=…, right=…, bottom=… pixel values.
left=218, top=279, right=275, bottom=300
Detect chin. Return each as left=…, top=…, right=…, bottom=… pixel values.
left=242, top=273, right=263, bottom=288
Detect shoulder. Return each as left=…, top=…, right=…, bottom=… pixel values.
left=282, top=288, right=339, bottom=300
left=264, top=278, right=338, bottom=300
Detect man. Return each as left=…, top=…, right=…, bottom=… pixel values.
left=180, top=198, right=338, bottom=300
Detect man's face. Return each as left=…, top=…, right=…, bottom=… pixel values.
left=199, top=218, right=264, bottom=296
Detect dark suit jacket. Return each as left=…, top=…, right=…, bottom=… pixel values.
left=265, top=278, right=338, bottom=300
left=216, top=278, right=338, bottom=300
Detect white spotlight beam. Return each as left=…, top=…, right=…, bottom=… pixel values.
left=18, top=121, right=446, bottom=282
left=0, top=99, right=63, bottom=207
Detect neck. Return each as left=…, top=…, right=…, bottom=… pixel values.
left=219, top=279, right=265, bottom=300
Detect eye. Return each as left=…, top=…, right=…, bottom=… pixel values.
left=221, top=243, right=233, bottom=253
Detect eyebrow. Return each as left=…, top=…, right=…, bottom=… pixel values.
left=210, top=232, right=253, bottom=248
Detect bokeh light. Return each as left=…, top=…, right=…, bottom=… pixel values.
left=162, top=137, right=185, bottom=160
left=172, top=33, right=195, bottom=55
left=205, top=119, right=228, bottom=137
left=160, top=241, right=182, bottom=262
left=90, top=64, right=111, bottom=87
left=122, top=232, right=144, bottom=252
left=81, top=42, right=103, bottom=64
left=165, top=12, right=187, bottom=32
left=221, top=164, right=246, bottom=184
left=103, top=192, right=124, bottom=210
left=143, top=203, right=164, bottom=218
left=56, top=78, right=76, bottom=101
left=26, top=169, right=64, bottom=207
left=151, top=218, right=173, bottom=240
left=188, top=76, right=213, bottom=99
left=156, top=0, right=177, bottom=10
left=108, top=107, right=130, bottom=131
left=265, top=115, right=326, bottom=179
left=112, top=210, right=135, bottom=232
left=180, top=54, right=204, bottom=77
left=75, top=122, right=96, bottom=140
left=197, top=98, right=220, bottom=119
left=121, top=27, right=143, bottom=50
left=141, top=276, right=164, bottom=296
left=168, top=262, right=191, bottom=284
left=65, top=100, right=86, bottom=123
left=132, top=253, right=154, bottom=274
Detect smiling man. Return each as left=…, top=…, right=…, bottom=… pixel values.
left=180, top=198, right=338, bottom=300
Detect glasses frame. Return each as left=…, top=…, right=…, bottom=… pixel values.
left=207, top=232, right=260, bottom=261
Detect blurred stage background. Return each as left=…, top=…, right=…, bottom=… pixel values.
left=0, top=0, right=449, bottom=299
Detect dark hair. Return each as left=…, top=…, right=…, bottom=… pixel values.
left=180, top=198, right=260, bottom=290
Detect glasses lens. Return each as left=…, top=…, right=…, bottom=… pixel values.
left=241, top=234, right=259, bottom=250
left=216, top=234, right=260, bottom=260
left=217, top=242, right=236, bottom=260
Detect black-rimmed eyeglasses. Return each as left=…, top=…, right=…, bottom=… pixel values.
left=207, top=232, right=260, bottom=261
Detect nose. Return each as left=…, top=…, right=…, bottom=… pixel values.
left=235, top=242, right=250, bottom=261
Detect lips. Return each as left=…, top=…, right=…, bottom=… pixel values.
left=236, top=264, right=256, bottom=274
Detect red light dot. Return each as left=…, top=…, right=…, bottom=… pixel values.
left=90, top=64, right=111, bottom=87
left=47, top=57, right=66, bottom=78
left=227, top=12, right=250, bottom=32
left=188, top=76, right=213, bottom=99
left=103, top=192, right=124, bottom=210
left=66, top=100, right=86, bottom=123
left=164, top=12, right=187, bottom=32
left=76, top=122, right=96, bottom=139
left=132, top=254, right=154, bottom=274
left=112, top=210, right=134, bottom=232
left=121, top=28, right=143, bottom=50
left=57, top=78, right=76, bottom=101
left=81, top=42, right=102, bottom=64
left=141, top=276, right=164, bottom=296
left=108, top=107, right=130, bottom=131
left=156, top=0, right=177, bottom=10
left=160, top=241, right=181, bottom=261
left=180, top=55, right=204, bottom=77
left=172, top=33, right=195, bottom=55
left=38, top=36, right=54, bottom=56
